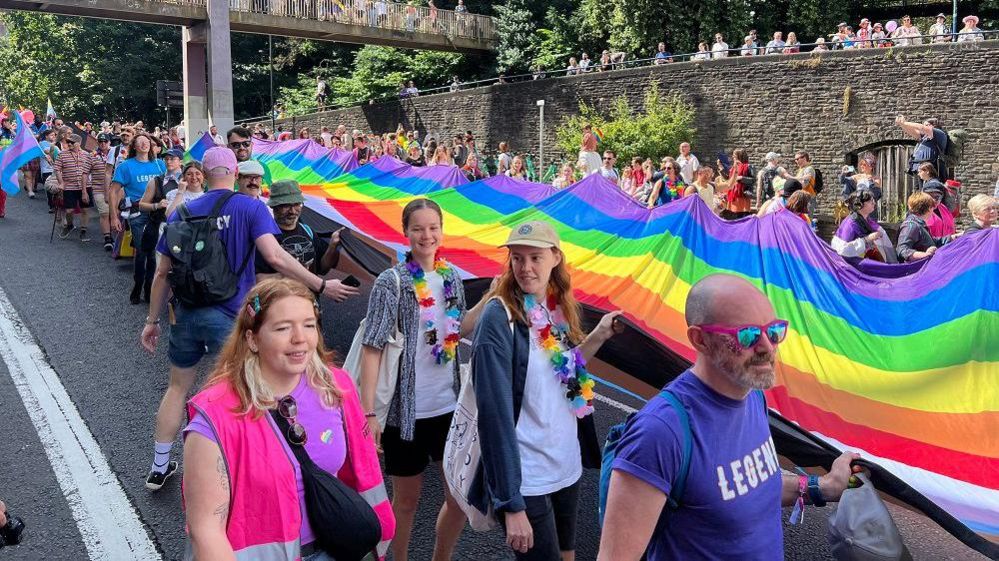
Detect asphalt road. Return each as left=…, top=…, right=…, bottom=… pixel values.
left=0, top=192, right=988, bottom=561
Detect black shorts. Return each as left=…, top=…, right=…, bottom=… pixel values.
left=381, top=412, right=453, bottom=477
left=62, top=188, right=93, bottom=211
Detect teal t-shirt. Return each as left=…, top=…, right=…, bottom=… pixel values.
left=112, top=158, right=166, bottom=201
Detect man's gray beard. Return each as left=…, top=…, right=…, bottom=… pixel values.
left=710, top=351, right=776, bottom=391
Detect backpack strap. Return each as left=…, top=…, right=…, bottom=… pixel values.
left=300, top=222, right=314, bottom=239
left=660, top=389, right=692, bottom=511
left=209, top=190, right=238, bottom=219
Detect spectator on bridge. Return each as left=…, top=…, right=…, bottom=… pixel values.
left=891, top=15, right=923, bottom=46
left=255, top=180, right=343, bottom=283
left=829, top=22, right=848, bottom=48
left=857, top=19, right=873, bottom=47
left=566, top=57, right=581, bottom=76
left=142, top=147, right=360, bottom=492
left=958, top=15, right=984, bottom=42
left=765, top=31, right=785, bottom=54
left=964, top=194, right=997, bottom=233
left=833, top=190, right=898, bottom=265
left=454, top=0, right=466, bottom=14
left=842, top=26, right=858, bottom=49
left=110, top=133, right=166, bottom=305
left=813, top=37, right=829, bottom=51
left=579, top=52, right=593, bottom=72
left=406, top=81, right=420, bottom=97
left=928, top=14, right=950, bottom=43
left=897, top=191, right=953, bottom=262
left=654, top=43, right=673, bottom=65
left=783, top=32, right=801, bottom=54
left=598, top=150, right=619, bottom=185
left=711, top=33, right=730, bottom=58
left=54, top=134, right=93, bottom=242
left=358, top=198, right=491, bottom=561
left=316, top=76, right=328, bottom=110
left=598, top=274, right=859, bottom=561
left=450, top=75, right=461, bottom=92
left=740, top=36, right=757, bottom=56
left=497, top=142, right=513, bottom=176
left=461, top=152, right=488, bottom=181
left=181, top=278, right=393, bottom=561
left=872, top=23, right=888, bottom=46
left=692, top=42, right=711, bottom=61
left=745, top=29, right=762, bottom=54
left=599, top=50, right=614, bottom=71
left=506, top=155, right=528, bottom=180
left=471, top=221, right=619, bottom=561
left=209, top=125, right=224, bottom=145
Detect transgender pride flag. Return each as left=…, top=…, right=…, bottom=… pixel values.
left=0, top=111, right=43, bottom=195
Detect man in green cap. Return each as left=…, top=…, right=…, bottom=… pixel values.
left=255, top=179, right=343, bottom=281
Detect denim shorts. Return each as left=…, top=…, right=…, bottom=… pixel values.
left=167, top=305, right=235, bottom=369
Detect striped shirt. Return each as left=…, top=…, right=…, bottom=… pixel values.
left=89, top=150, right=109, bottom=194
left=54, top=149, right=92, bottom=191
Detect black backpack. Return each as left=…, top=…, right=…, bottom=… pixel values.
left=813, top=168, right=825, bottom=194
left=163, top=191, right=253, bottom=308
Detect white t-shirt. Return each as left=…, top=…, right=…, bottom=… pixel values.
left=712, top=41, right=730, bottom=58
left=105, top=145, right=127, bottom=171
left=164, top=188, right=206, bottom=208
left=413, top=271, right=458, bottom=419
left=598, top=166, right=619, bottom=184
left=676, top=153, right=700, bottom=184
left=516, top=323, right=582, bottom=497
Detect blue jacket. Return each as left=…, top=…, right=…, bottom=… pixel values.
left=468, top=299, right=600, bottom=514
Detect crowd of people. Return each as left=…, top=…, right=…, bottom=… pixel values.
left=1, top=98, right=995, bottom=561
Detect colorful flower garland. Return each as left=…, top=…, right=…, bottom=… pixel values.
left=406, top=252, right=461, bottom=365
left=663, top=177, right=684, bottom=203
left=524, top=294, right=596, bottom=418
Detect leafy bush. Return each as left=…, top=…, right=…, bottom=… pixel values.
left=554, top=83, right=695, bottom=166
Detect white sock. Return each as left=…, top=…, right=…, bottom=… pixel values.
left=151, top=441, right=174, bottom=474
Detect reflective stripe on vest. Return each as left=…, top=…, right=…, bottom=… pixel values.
left=184, top=538, right=299, bottom=561
left=359, top=484, right=388, bottom=505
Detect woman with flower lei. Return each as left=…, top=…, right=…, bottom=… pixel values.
left=646, top=160, right=687, bottom=209
left=470, top=220, right=623, bottom=561
left=357, top=198, right=491, bottom=561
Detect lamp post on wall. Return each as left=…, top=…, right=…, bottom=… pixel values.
left=537, top=100, right=545, bottom=178
left=269, top=34, right=275, bottom=133
left=952, top=0, right=958, bottom=35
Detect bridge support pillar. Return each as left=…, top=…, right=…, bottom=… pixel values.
left=182, top=0, right=233, bottom=149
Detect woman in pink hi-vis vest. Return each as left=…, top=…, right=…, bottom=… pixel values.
left=183, top=278, right=395, bottom=561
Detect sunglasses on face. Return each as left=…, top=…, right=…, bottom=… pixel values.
left=277, top=395, right=308, bottom=445
left=698, top=320, right=789, bottom=350
left=229, top=140, right=252, bottom=149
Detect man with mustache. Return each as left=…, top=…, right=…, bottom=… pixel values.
left=255, top=180, right=342, bottom=282
left=599, top=274, right=860, bottom=561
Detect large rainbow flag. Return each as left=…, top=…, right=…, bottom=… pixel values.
left=259, top=146, right=998, bottom=555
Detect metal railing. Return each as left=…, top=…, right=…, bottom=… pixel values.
left=229, top=0, right=495, bottom=41
left=240, top=29, right=998, bottom=123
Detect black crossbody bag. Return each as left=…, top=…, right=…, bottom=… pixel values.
left=269, top=410, right=381, bottom=561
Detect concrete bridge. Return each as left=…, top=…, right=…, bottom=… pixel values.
left=0, top=0, right=496, bottom=139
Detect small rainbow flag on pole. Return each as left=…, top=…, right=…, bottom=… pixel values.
left=593, top=127, right=605, bottom=144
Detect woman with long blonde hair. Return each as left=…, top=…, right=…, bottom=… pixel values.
left=469, top=221, right=622, bottom=561
left=183, top=278, right=394, bottom=561
left=428, top=145, right=455, bottom=166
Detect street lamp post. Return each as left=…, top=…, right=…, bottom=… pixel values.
left=537, top=100, right=545, bottom=178
left=269, top=34, right=275, bottom=133
left=952, top=0, right=958, bottom=35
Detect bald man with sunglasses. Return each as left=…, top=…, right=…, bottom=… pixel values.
left=599, top=274, right=860, bottom=561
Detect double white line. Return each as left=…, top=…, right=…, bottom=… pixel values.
left=0, top=286, right=160, bottom=560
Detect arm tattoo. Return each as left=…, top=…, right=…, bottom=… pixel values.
left=215, top=456, right=230, bottom=525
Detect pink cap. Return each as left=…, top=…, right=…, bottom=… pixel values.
left=202, top=146, right=238, bottom=176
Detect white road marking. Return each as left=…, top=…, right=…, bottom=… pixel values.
left=594, top=392, right=638, bottom=414
left=0, top=286, right=161, bottom=560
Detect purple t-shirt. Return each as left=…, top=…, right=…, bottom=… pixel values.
left=156, top=189, right=279, bottom=317
left=612, top=370, right=783, bottom=560
left=184, top=374, right=347, bottom=546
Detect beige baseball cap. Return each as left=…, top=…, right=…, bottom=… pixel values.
left=501, top=221, right=560, bottom=249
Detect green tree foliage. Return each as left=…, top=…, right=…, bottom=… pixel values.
left=555, top=84, right=695, bottom=164
left=494, top=0, right=536, bottom=72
